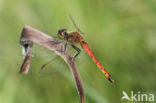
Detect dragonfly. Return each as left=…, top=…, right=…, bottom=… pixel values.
left=54, top=16, right=114, bottom=83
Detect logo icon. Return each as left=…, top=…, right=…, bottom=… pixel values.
left=121, top=91, right=131, bottom=101
left=121, top=91, right=154, bottom=102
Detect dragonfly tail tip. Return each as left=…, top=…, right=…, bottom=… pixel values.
left=108, top=77, right=114, bottom=83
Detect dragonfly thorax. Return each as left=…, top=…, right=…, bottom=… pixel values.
left=58, top=28, right=84, bottom=45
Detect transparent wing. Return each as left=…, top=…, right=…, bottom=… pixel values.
left=38, top=56, right=68, bottom=78
left=38, top=44, right=85, bottom=77
left=32, top=40, right=86, bottom=77
left=32, top=44, right=68, bottom=77
left=69, top=15, right=84, bottom=36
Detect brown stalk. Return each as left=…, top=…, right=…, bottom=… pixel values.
left=19, top=26, right=84, bottom=103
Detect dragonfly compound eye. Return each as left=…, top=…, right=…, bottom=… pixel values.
left=58, top=29, right=67, bottom=36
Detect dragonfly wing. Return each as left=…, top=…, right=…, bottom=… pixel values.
left=69, top=15, right=84, bottom=36
left=32, top=43, right=69, bottom=77
left=38, top=56, right=68, bottom=77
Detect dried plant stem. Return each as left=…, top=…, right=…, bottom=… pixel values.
left=19, top=26, right=84, bottom=103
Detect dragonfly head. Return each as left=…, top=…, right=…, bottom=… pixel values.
left=58, top=29, right=67, bottom=39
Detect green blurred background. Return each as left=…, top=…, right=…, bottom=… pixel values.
left=0, top=0, right=156, bottom=103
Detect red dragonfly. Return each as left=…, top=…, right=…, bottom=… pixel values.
left=56, top=16, right=114, bottom=83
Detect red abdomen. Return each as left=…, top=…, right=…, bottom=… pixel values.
left=80, top=41, right=114, bottom=83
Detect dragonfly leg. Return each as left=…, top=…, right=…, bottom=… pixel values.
left=71, top=45, right=81, bottom=59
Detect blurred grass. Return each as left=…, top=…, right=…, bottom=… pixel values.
left=0, top=0, right=156, bottom=103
